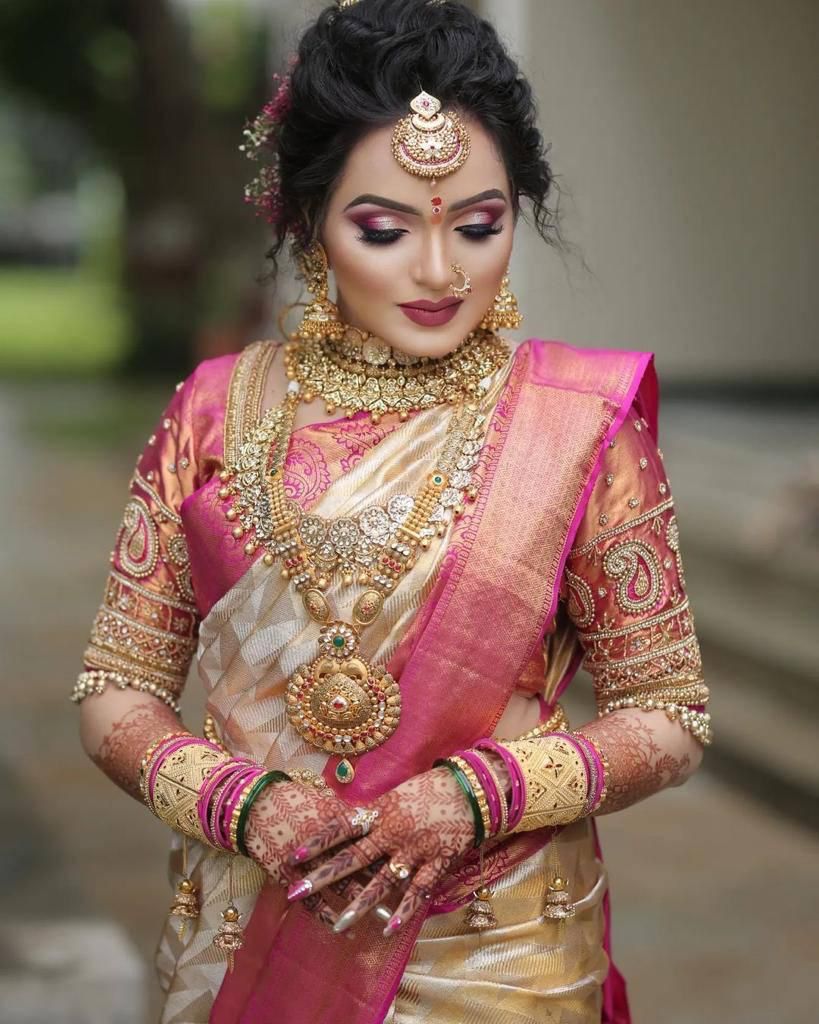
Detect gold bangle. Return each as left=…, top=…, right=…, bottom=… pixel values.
left=151, top=739, right=231, bottom=846
left=470, top=750, right=509, bottom=836
left=139, top=731, right=191, bottom=808
left=497, top=735, right=588, bottom=833
left=449, top=755, right=492, bottom=840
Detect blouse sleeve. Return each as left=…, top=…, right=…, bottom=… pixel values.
left=561, top=407, right=712, bottom=742
left=75, top=376, right=201, bottom=713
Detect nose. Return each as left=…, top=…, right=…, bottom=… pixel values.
left=410, top=229, right=453, bottom=296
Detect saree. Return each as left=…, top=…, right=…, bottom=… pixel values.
left=139, top=337, right=655, bottom=1023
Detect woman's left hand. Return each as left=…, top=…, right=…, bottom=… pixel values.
left=286, top=766, right=476, bottom=935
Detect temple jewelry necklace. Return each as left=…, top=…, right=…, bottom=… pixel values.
left=284, top=327, right=508, bottom=424
left=219, top=346, right=508, bottom=784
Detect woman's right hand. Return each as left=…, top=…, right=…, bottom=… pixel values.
left=243, top=780, right=382, bottom=928
left=244, top=780, right=352, bottom=886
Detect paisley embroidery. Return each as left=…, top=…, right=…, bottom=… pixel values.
left=283, top=436, right=332, bottom=510
left=117, top=497, right=159, bottom=578
left=665, top=515, right=686, bottom=587
left=326, top=419, right=393, bottom=475
left=602, top=538, right=664, bottom=615
left=565, top=569, right=595, bottom=628
left=167, top=533, right=190, bottom=568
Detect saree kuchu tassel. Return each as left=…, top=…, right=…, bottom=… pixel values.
left=543, top=875, right=577, bottom=921
left=465, top=885, right=498, bottom=930
left=169, top=837, right=200, bottom=939
left=213, top=859, right=244, bottom=971
left=465, top=848, right=498, bottom=931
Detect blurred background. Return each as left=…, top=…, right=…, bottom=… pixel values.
left=1, top=1, right=817, bottom=1021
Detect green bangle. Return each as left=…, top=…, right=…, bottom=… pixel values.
left=434, top=758, right=485, bottom=847
left=236, top=770, right=291, bottom=856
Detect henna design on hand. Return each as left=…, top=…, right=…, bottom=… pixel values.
left=291, top=768, right=475, bottom=936
left=582, top=710, right=693, bottom=815
left=91, top=701, right=182, bottom=801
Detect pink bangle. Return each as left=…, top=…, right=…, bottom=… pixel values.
left=551, top=732, right=601, bottom=816
left=217, top=767, right=264, bottom=851
left=454, top=750, right=503, bottom=837
left=198, top=759, right=254, bottom=845
left=572, top=732, right=608, bottom=814
left=474, top=738, right=526, bottom=832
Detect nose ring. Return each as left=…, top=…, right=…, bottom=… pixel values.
left=449, top=263, right=473, bottom=299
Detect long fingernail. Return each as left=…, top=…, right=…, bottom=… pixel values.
left=373, top=905, right=392, bottom=923
left=290, top=845, right=310, bottom=864
left=333, top=909, right=357, bottom=934
left=383, top=916, right=402, bottom=937
left=287, top=879, right=313, bottom=902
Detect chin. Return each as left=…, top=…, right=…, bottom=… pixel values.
left=385, top=316, right=482, bottom=360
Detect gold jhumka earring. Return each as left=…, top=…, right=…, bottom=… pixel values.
left=294, top=241, right=344, bottom=342
left=480, top=269, right=524, bottom=331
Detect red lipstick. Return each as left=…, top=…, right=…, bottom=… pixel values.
left=398, top=297, right=463, bottom=327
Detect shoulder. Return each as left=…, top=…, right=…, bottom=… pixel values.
left=174, top=341, right=281, bottom=467
left=520, top=338, right=654, bottom=391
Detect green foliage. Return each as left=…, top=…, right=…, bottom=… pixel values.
left=0, top=268, right=128, bottom=376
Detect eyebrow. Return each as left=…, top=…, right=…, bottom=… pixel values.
left=343, top=189, right=507, bottom=215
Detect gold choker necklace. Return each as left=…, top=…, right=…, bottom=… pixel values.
left=283, top=328, right=510, bottom=424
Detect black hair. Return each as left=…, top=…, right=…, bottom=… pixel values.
left=269, top=0, right=557, bottom=267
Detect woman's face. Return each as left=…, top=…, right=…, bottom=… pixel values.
left=321, top=116, right=515, bottom=359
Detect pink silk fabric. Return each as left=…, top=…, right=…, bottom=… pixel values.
left=209, top=339, right=654, bottom=1024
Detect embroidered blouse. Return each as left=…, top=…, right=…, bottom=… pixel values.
left=80, top=349, right=709, bottom=728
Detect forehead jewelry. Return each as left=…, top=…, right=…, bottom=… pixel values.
left=391, top=91, right=471, bottom=186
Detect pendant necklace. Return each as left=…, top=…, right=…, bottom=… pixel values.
left=219, top=336, right=510, bottom=783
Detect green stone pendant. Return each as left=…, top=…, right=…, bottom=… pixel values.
left=335, top=758, right=355, bottom=784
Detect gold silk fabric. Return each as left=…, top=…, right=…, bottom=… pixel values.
left=386, top=820, right=609, bottom=1024
left=561, top=411, right=709, bottom=714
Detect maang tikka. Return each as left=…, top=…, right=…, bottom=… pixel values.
left=391, top=91, right=471, bottom=186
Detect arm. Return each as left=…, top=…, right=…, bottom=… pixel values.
left=75, top=375, right=201, bottom=799
left=563, top=406, right=711, bottom=814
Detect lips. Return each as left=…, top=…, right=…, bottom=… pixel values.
left=400, top=297, right=462, bottom=312
left=398, top=299, right=463, bottom=328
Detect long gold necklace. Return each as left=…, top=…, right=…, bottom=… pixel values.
left=284, top=327, right=509, bottom=423
left=219, top=339, right=509, bottom=783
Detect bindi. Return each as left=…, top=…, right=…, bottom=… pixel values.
left=431, top=195, right=444, bottom=222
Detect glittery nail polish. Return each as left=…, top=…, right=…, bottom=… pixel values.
left=383, top=916, right=402, bottom=937
left=287, top=879, right=313, bottom=902
left=290, top=845, right=311, bottom=864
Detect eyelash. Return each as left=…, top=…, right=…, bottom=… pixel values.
left=356, top=224, right=504, bottom=246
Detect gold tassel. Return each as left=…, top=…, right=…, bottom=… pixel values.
left=212, top=859, right=244, bottom=972
left=465, top=848, right=498, bottom=931
left=169, top=838, right=200, bottom=940
left=543, top=875, right=577, bottom=921
left=542, top=839, right=577, bottom=921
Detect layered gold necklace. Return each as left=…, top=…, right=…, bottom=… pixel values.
left=219, top=331, right=511, bottom=783
left=283, top=327, right=509, bottom=424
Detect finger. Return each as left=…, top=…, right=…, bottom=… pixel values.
left=331, top=862, right=401, bottom=934
left=383, top=862, right=439, bottom=937
left=288, top=811, right=362, bottom=866
left=287, top=834, right=385, bottom=902
left=279, top=861, right=338, bottom=923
